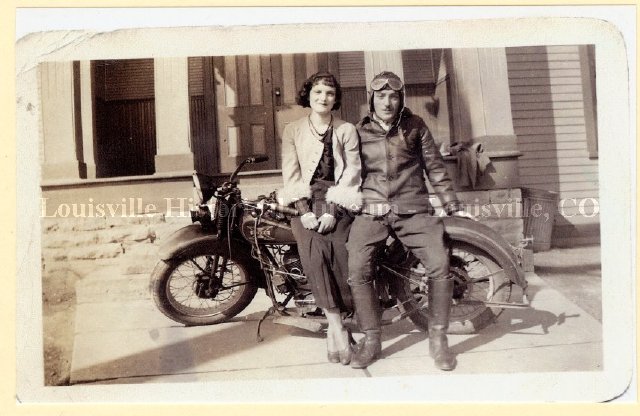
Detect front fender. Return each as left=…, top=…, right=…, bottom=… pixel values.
left=158, top=224, right=221, bottom=261
left=442, top=217, right=527, bottom=290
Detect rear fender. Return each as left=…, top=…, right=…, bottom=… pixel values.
left=442, top=217, right=527, bottom=290
left=385, top=217, right=527, bottom=290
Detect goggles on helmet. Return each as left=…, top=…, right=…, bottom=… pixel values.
left=370, top=77, right=404, bottom=92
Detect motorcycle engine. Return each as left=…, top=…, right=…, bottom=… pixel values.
left=282, top=250, right=306, bottom=284
left=280, top=248, right=318, bottom=314
left=270, top=247, right=307, bottom=295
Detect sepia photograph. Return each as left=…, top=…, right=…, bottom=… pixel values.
left=13, top=6, right=635, bottom=404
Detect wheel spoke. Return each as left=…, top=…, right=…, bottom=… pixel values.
left=165, top=254, right=250, bottom=318
left=189, top=258, right=208, bottom=274
left=393, top=243, right=512, bottom=332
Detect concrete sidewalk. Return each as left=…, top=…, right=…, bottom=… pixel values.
left=70, top=265, right=603, bottom=384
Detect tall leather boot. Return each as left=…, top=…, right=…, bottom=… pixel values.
left=349, top=282, right=382, bottom=369
left=427, top=277, right=456, bottom=371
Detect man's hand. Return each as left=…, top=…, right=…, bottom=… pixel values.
left=316, top=213, right=337, bottom=234
left=451, top=210, right=477, bottom=221
left=301, top=212, right=319, bottom=230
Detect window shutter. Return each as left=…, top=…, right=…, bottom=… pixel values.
left=337, top=51, right=366, bottom=88
left=402, top=49, right=441, bottom=85
left=99, top=59, right=155, bottom=101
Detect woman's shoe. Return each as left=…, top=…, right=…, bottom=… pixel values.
left=338, top=329, right=355, bottom=365
left=327, top=351, right=341, bottom=363
left=327, top=328, right=340, bottom=363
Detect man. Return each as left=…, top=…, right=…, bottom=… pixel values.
left=347, top=71, right=472, bottom=371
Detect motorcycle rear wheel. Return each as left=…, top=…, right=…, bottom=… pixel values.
left=394, top=242, right=512, bottom=334
left=150, top=242, right=258, bottom=326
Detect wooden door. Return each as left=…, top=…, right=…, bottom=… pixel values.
left=213, top=52, right=373, bottom=172
left=213, top=55, right=277, bottom=172
left=271, top=53, right=345, bottom=167
left=93, top=59, right=157, bottom=178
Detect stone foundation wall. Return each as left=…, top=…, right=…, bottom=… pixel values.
left=41, top=214, right=191, bottom=280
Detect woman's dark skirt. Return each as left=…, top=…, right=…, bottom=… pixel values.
left=290, top=206, right=354, bottom=313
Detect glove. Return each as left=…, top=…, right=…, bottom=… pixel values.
left=301, top=212, right=319, bottom=230
left=316, top=213, right=337, bottom=234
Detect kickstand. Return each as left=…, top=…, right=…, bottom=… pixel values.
left=256, top=304, right=289, bottom=342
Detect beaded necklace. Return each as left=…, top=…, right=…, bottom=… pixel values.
left=308, top=114, right=333, bottom=137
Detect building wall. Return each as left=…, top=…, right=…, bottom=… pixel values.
left=506, top=45, right=600, bottom=247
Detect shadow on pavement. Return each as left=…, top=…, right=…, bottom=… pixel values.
left=451, top=306, right=581, bottom=355
left=73, top=318, right=289, bottom=383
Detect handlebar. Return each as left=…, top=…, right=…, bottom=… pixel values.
left=267, top=203, right=299, bottom=216
left=229, top=154, right=269, bottom=183
left=255, top=200, right=299, bottom=216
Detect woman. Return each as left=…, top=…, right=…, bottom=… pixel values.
left=279, top=72, right=363, bottom=365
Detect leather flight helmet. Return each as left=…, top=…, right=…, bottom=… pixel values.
left=368, top=71, right=406, bottom=116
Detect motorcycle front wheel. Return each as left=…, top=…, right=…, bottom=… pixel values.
left=393, top=242, right=512, bottom=334
left=150, top=241, right=258, bottom=326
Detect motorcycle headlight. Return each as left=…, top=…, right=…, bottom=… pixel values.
left=190, top=204, right=212, bottom=224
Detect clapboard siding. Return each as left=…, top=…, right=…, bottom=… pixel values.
left=509, top=77, right=583, bottom=86
left=518, top=141, right=589, bottom=152
left=516, top=125, right=586, bottom=135
left=518, top=157, right=599, bottom=168
left=510, top=93, right=584, bottom=103
left=513, top=116, right=587, bottom=127
left=509, top=84, right=583, bottom=95
left=514, top=133, right=588, bottom=143
left=520, top=173, right=598, bottom=183
left=520, top=164, right=599, bottom=176
left=509, top=45, right=580, bottom=54
left=508, top=61, right=581, bottom=71
left=511, top=101, right=584, bottom=111
left=507, top=52, right=580, bottom=62
left=509, top=69, right=582, bottom=78
left=507, top=45, right=600, bottom=246
left=512, top=108, right=585, bottom=119
left=519, top=149, right=591, bottom=160
left=517, top=181, right=598, bottom=192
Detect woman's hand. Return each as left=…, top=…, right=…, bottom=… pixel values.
left=316, top=213, right=337, bottom=234
left=301, top=212, right=320, bottom=230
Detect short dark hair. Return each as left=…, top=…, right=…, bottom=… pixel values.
left=296, top=72, right=342, bottom=111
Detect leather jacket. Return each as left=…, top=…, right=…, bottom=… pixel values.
left=356, top=108, right=462, bottom=216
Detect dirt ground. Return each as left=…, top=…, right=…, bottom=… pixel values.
left=42, top=260, right=107, bottom=386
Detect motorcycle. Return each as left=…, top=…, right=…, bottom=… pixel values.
left=150, top=155, right=529, bottom=339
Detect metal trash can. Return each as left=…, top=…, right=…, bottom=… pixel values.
left=521, top=187, right=559, bottom=252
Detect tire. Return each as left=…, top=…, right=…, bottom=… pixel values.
left=150, top=240, right=258, bottom=326
left=393, top=242, right=512, bottom=334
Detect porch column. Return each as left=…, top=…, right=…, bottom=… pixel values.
left=364, top=51, right=405, bottom=91
left=445, top=48, right=523, bottom=246
left=40, top=61, right=82, bottom=180
left=446, top=48, right=517, bottom=149
left=79, top=61, right=96, bottom=179
left=153, top=57, right=194, bottom=173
